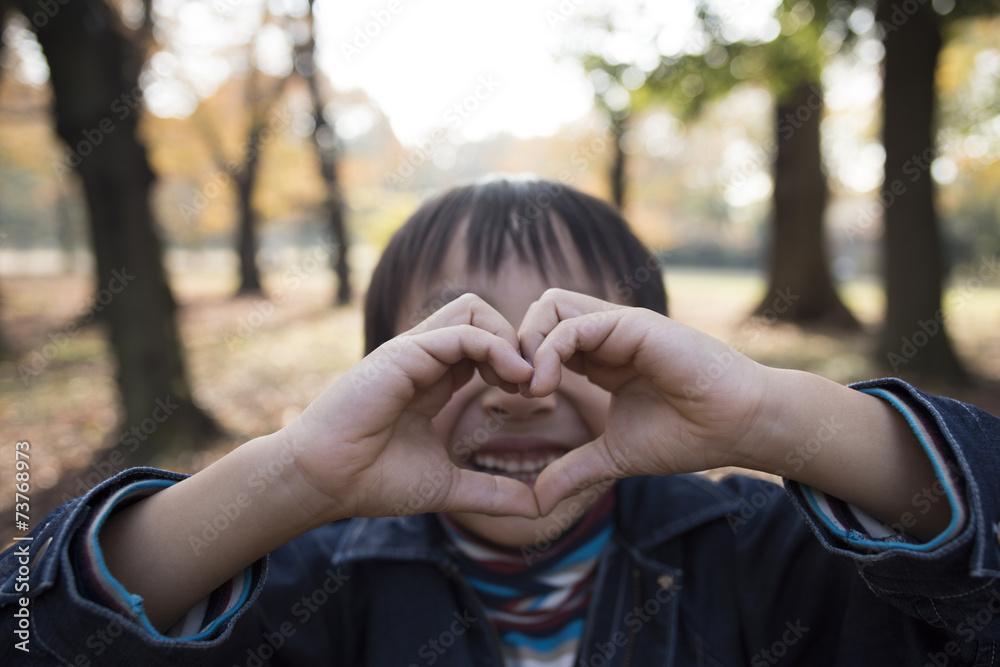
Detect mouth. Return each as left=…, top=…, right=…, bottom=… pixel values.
left=466, top=439, right=570, bottom=485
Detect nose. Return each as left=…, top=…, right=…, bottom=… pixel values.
left=480, top=385, right=557, bottom=422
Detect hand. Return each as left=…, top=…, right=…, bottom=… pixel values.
left=519, top=289, right=773, bottom=514
left=281, top=294, right=539, bottom=522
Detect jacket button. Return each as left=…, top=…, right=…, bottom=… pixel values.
left=657, top=574, right=675, bottom=591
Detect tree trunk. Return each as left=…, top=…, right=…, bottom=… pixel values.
left=877, top=1, right=966, bottom=383
left=0, top=0, right=7, bottom=363
left=22, top=0, right=219, bottom=464
left=194, top=73, right=282, bottom=298
left=0, top=5, right=6, bottom=89
left=310, top=103, right=351, bottom=306
left=0, top=293, right=9, bottom=361
left=235, top=136, right=263, bottom=295
left=301, top=0, right=351, bottom=306
left=754, top=83, right=860, bottom=329
left=609, top=113, right=627, bottom=209
left=328, top=188, right=351, bottom=306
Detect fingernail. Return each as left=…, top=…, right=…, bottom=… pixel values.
left=529, top=374, right=538, bottom=392
left=518, top=381, right=530, bottom=395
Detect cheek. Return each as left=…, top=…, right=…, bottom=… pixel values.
left=560, top=372, right=610, bottom=437
left=431, top=377, right=487, bottom=445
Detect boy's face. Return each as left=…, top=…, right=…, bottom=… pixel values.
left=396, top=224, right=617, bottom=548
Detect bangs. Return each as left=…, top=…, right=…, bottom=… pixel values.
left=364, top=176, right=667, bottom=354
left=411, top=178, right=618, bottom=290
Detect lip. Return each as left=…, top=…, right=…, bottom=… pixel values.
left=472, top=437, right=573, bottom=455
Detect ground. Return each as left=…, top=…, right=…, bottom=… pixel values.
left=1, top=266, right=998, bottom=544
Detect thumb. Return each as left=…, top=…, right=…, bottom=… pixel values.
left=533, top=436, right=627, bottom=515
left=441, top=468, right=540, bottom=518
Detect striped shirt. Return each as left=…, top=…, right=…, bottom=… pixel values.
left=439, top=491, right=615, bottom=667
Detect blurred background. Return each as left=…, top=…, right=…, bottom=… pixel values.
left=1, top=0, right=998, bottom=539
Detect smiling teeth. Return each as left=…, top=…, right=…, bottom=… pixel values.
left=472, top=453, right=560, bottom=475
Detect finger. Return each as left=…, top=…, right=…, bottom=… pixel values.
left=441, top=467, right=540, bottom=518
left=528, top=310, right=632, bottom=396
left=397, top=325, right=534, bottom=402
left=476, top=362, right=504, bottom=388
left=518, top=289, right=625, bottom=366
left=475, top=363, right=521, bottom=394
left=409, top=292, right=521, bottom=353
left=361, top=326, right=532, bottom=420
left=532, top=436, right=627, bottom=515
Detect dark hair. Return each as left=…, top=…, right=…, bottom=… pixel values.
left=364, top=176, right=668, bottom=354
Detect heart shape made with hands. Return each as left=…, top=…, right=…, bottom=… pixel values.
left=290, top=290, right=625, bottom=522
left=386, top=290, right=663, bottom=519
left=422, top=288, right=760, bottom=518
left=305, top=288, right=756, bottom=523
left=440, top=291, right=648, bottom=518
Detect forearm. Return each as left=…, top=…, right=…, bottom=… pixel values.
left=740, top=368, right=951, bottom=542
left=98, top=431, right=329, bottom=632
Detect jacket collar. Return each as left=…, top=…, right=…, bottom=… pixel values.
left=615, top=474, right=743, bottom=551
left=330, top=474, right=743, bottom=567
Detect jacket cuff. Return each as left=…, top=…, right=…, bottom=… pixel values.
left=75, top=479, right=254, bottom=641
left=785, top=381, right=967, bottom=553
left=782, top=378, right=1000, bottom=638
left=0, top=467, right=266, bottom=664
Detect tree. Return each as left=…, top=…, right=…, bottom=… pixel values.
left=758, top=81, right=859, bottom=326
left=0, top=119, right=4, bottom=363
left=680, top=1, right=859, bottom=327
left=12, top=0, right=218, bottom=462
left=562, top=9, right=661, bottom=210
left=194, top=63, right=290, bottom=296
left=751, top=1, right=859, bottom=327
left=1, top=0, right=9, bottom=363
left=876, top=0, right=960, bottom=380
left=293, top=0, right=352, bottom=305
left=604, top=91, right=629, bottom=210
left=571, top=1, right=860, bottom=327
left=0, top=293, right=9, bottom=361
left=875, top=0, right=1000, bottom=381
left=580, top=58, right=633, bottom=209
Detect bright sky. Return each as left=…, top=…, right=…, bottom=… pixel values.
left=5, top=0, right=940, bottom=198
left=314, top=0, right=601, bottom=145
left=5, top=0, right=786, bottom=146
left=311, top=0, right=786, bottom=145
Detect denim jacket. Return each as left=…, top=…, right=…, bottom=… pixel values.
left=3, top=378, right=1000, bottom=666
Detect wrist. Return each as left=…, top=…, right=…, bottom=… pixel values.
left=247, top=428, right=349, bottom=530
left=727, top=366, right=804, bottom=476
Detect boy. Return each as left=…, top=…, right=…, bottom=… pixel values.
left=2, top=177, right=999, bottom=665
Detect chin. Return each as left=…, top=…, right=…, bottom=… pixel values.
left=445, top=487, right=609, bottom=550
